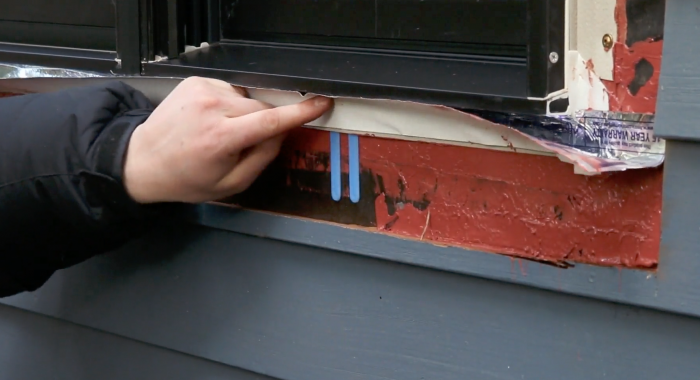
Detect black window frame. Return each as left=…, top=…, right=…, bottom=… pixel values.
left=0, top=0, right=142, bottom=75
left=0, top=0, right=567, bottom=114
left=142, top=0, right=566, bottom=114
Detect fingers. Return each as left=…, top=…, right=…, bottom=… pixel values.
left=206, top=81, right=269, bottom=117
left=214, top=134, right=286, bottom=195
left=213, top=82, right=248, bottom=98
left=230, top=85, right=248, bottom=97
left=190, top=76, right=248, bottom=97
left=218, top=97, right=272, bottom=118
left=219, top=96, right=333, bottom=153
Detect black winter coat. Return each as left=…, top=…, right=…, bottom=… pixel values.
left=0, top=81, right=168, bottom=297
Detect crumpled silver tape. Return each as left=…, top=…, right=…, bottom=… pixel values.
left=0, top=62, right=107, bottom=79
left=557, top=109, right=664, bottom=171
left=468, top=107, right=664, bottom=173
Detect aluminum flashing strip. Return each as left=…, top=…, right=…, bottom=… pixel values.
left=0, top=76, right=552, bottom=157
left=0, top=76, right=661, bottom=174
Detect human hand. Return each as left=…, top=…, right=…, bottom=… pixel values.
left=123, top=76, right=333, bottom=204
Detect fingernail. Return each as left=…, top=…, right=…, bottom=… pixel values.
left=314, top=97, right=330, bottom=107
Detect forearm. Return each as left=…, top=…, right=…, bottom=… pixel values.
left=0, top=81, right=161, bottom=295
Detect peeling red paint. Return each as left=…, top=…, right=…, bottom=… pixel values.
left=603, top=0, right=663, bottom=114
left=268, top=128, right=663, bottom=270
left=360, top=135, right=661, bottom=269
left=604, top=40, right=662, bottom=114
left=585, top=59, right=595, bottom=72
left=376, top=197, right=427, bottom=237
left=615, top=0, right=629, bottom=44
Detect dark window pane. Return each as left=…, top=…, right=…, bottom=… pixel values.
left=2, top=0, right=115, bottom=27
left=222, top=0, right=527, bottom=57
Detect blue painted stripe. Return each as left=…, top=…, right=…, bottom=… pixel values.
left=330, top=132, right=341, bottom=201
left=348, top=134, right=360, bottom=203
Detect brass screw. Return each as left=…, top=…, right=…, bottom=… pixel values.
left=602, top=34, right=614, bottom=50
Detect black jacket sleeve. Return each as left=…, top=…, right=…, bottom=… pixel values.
left=0, top=81, right=168, bottom=297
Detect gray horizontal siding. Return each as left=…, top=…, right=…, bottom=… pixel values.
left=3, top=225, right=700, bottom=380
left=2, top=1, right=700, bottom=379
left=654, top=0, right=700, bottom=140
left=0, top=301, right=274, bottom=380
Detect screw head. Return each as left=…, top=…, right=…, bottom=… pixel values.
left=548, top=52, right=559, bottom=64
left=602, top=34, right=614, bottom=50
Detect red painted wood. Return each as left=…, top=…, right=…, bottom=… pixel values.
left=239, top=0, right=667, bottom=269
left=2, top=0, right=667, bottom=269
left=277, top=128, right=662, bottom=269
left=603, top=0, right=663, bottom=114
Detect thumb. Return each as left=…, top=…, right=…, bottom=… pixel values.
left=213, top=134, right=286, bottom=196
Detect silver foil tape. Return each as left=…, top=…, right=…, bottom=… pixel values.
left=0, top=62, right=107, bottom=79
left=467, top=108, right=664, bottom=174
left=565, top=109, right=663, bottom=169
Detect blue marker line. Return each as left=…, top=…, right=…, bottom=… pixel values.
left=348, top=134, right=360, bottom=203
left=330, top=132, right=341, bottom=201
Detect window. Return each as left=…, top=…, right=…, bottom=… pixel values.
left=0, top=0, right=567, bottom=114
left=0, top=0, right=126, bottom=73
left=222, top=0, right=528, bottom=58
left=144, top=0, right=566, bottom=113
left=0, top=0, right=116, bottom=50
